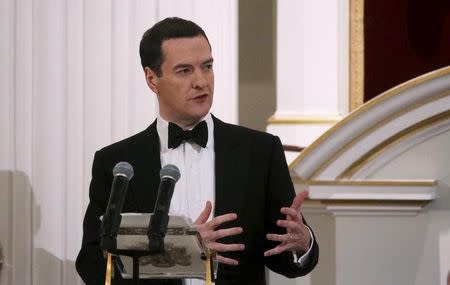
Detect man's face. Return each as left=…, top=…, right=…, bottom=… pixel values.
left=145, top=35, right=214, bottom=128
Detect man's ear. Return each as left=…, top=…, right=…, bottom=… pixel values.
left=144, top=67, right=159, bottom=94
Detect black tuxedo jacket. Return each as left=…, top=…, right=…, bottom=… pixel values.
left=76, top=116, right=318, bottom=285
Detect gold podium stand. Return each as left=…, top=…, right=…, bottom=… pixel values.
left=103, top=214, right=217, bottom=285
left=105, top=250, right=216, bottom=285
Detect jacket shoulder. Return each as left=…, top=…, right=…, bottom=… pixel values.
left=97, top=124, right=155, bottom=155
left=213, top=116, right=279, bottom=145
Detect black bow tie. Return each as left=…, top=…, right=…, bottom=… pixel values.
left=168, top=121, right=208, bottom=149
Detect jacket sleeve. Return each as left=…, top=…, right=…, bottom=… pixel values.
left=76, top=151, right=110, bottom=285
left=263, top=136, right=319, bottom=277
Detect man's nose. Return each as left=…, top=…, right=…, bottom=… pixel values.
left=192, top=70, right=207, bottom=89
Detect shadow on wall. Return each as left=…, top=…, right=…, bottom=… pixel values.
left=0, top=170, right=33, bottom=285
left=33, top=248, right=78, bottom=285
left=0, top=170, right=78, bottom=285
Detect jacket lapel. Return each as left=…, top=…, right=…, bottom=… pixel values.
left=212, top=116, right=248, bottom=218
left=128, top=120, right=162, bottom=213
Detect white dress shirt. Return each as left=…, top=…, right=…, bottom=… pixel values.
left=157, top=113, right=215, bottom=221
left=157, top=113, right=215, bottom=285
left=156, top=113, right=313, bottom=284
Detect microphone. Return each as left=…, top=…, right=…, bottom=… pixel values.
left=100, top=161, right=134, bottom=250
left=147, top=164, right=181, bottom=253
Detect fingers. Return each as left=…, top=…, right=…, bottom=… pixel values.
left=280, top=207, right=303, bottom=222
left=266, top=230, right=310, bottom=254
left=194, top=200, right=212, bottom=225
left=216, top=254, right=239, bottom=266
left=290, top=190, right=308, bottom=211
left=206, top=213, right=238, bottom=230
left=206, top=227, right=243, bottom=240
left=209, top=242, right=245, bottom=252
left=194, top=210, right=245, bottom=266
left=266, top=233, right=290, bottom=243
left=264, top=243, right=292, bottom=257
left=264, top=192, right=309, bottom=257
left=276, top=219, right=302, bottom=231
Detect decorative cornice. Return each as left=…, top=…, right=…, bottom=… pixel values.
left=267, top=115, right=343, bottom=125
left=293, top=179, right=436, bottom=215
left=305, top=179, right=436, bottom=187
left=323, top=202, right=427, bottom=216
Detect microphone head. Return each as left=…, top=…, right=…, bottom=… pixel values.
left=160, top=164, right=181, bottom=182
left=113, top=161, right=134, bottom=180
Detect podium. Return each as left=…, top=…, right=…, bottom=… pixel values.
left=103, top=213, right=217, bottom=285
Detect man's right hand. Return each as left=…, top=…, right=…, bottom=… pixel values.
left=193, top=201, right=245, bottom=265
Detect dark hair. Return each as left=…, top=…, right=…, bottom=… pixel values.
left=139, top=17, right=210, bottom=76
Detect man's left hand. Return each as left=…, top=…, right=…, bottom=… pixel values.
left=264, top=190, right=311, bottom=257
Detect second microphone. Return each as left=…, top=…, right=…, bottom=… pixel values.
left=147, top=164, right=181, bottom=253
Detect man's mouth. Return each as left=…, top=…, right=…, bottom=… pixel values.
left=192, top=94, right=209, bottom=100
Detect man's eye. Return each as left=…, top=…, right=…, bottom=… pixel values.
left=177, top=68, right=190, bottom=74
left=204, top=64, right=213, bottom=70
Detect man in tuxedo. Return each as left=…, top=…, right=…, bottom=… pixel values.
left=76, top=17, right=318, bottom=285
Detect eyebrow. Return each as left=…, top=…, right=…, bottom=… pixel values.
left=173, top=58, right=214, bottom=70
left=202, top=58, right=214, bottom=65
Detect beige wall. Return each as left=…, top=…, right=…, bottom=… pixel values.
left=238, top=0, right=276, bottom=131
